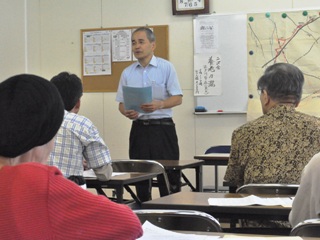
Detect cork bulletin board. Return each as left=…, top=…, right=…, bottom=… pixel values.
left=81, top=25, right=169, bottom=92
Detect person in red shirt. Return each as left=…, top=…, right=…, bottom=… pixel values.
left=0, top=74, right=143, bottom=240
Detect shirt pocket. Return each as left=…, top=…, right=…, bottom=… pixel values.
left=152, top=83, right=167, bottom=100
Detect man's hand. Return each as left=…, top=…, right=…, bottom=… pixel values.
left=124, top=109, right=139, bottom=120
left=140, top=100, right=164, bottom=113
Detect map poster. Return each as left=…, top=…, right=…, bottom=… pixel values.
left=247, top=9, right=320, bottom=121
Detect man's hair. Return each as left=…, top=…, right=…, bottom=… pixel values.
left=132, top=27, right=156, bottom=42
left=51, top=72, right=83, bottom=111
left=257, top=63, right=304, bottom=104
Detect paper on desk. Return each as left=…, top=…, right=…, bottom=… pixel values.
left=122, top=85, right=152, bottom=113
left=83, top=169, right=126, bottom=178
left=138, top=221, right=220, bottom=240
left=223, top=235, right=302, bottom=239
left=208, top=195, right=293, bottom=207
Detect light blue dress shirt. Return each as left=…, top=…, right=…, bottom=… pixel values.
left=116, top=56, right=183, bottom=119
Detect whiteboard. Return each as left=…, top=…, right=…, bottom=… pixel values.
left=194, top=14, right=248, bottom=113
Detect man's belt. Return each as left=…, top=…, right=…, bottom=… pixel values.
left=135, top=118, right=175, bottom=126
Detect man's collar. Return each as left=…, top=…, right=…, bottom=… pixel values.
left=137, top=55, right=157, bottom=68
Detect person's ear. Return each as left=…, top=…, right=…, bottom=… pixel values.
left=76, top=99, right=81, bottom=108
left=71, top=99, right=81, bottom=114
left=261, top=90, right=270, bottom=106
left=151, top=42, right=156, bottom=51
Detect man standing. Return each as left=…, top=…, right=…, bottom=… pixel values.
left=116, top=27, right=183, bottom=201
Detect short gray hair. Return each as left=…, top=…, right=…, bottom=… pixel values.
left=132, top=27, right=156, bottom=42
left=257, top=63, right=304, bottom=104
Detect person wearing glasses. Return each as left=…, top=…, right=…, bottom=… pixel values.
left=116, top=27, right=183, bottom=201
left=224, top=63, right=320, bottom=227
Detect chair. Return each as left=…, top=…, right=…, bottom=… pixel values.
left=236, top=183, right=299, bottom=195
left=234, top=183, right=298, bottom=233
left=112, top=159, right=170, bottom=194
left=205, top=145, right=231, bottom=154
left=102, top=160, right=171, bottom=205
left=133, top=209, right=222, bottom=232
left=290, top=218, right=320, bottom=237
left=204, top=145, right=231, bottom=192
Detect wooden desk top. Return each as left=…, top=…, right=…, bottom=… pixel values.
left=155, top=159, right=204, bottom=170
left=142, top=191, right=292, bottom=221
left=85, top=172, right=158, bottom=186
left=194, top=153, right=230, bottom=160
left=194, top=153, right=229, bottom=165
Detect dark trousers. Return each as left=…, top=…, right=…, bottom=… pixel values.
left=129, top=119, right=180, bottom=202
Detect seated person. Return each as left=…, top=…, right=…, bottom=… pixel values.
left=225, top=63, right=320, bottom=188
left=289, top=152, right=320, bottom=227
left=48, top=72, right=112, bottom=186
left=224, top=63, right=320, bottom=228
left=0, top=74, right=142, bottom=239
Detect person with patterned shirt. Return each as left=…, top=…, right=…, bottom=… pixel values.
left=49, top=72, right=112, bottom=187
left=224, top=62, right=320, bottom=188
left=224, top=63, right=320, bottom=228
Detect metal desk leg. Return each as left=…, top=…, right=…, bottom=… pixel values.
left=215, top=165, right=219, bottom=192
left=115, top=186, right=124, bottom=203
left=195, top=165, right=203, bottom=192
left=95, top=187, right=107, bottom=196
left=124, top=185, right=142, bottom=206
left=181, top=172, right=196, bottom=191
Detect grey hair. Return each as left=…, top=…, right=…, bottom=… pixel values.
left=132, top=27, right=156, bottom=42
left=257, top=63, right=304, bottom=104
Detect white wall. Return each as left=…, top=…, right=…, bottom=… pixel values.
left=1, top=0, right=319, bottom=190
left=0, top=0, right=26, bottom=79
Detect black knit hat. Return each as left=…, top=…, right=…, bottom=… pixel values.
left=0, top=74, right=64, bottom=158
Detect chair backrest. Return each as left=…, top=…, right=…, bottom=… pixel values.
left=112, top=160, right=170, bottom=196
left=236, top=183, right=299, bottom=195
left=133, top=209, right=222, bottom=232
left=205, top=145, right=231, bottom=154
left=290, top=218, right=320, bottom=237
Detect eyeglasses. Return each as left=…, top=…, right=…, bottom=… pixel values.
left=257, top=89, right=264, bottom=95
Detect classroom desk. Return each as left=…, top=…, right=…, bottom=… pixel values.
left=155, top=159, right=204, bottom=192
left=194, top=153, right=230, bottom=192
left=142, top=191, right=292, bottom=222
left=85, top=172, right=158, bottom=204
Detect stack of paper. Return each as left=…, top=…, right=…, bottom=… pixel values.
left=139, top=221, right=302, bottom=239
left=139, top=221, right=219, bottom=240
left=208, top=195, right=293, bottom=208
left=83, top=169, right=126, bottom=178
